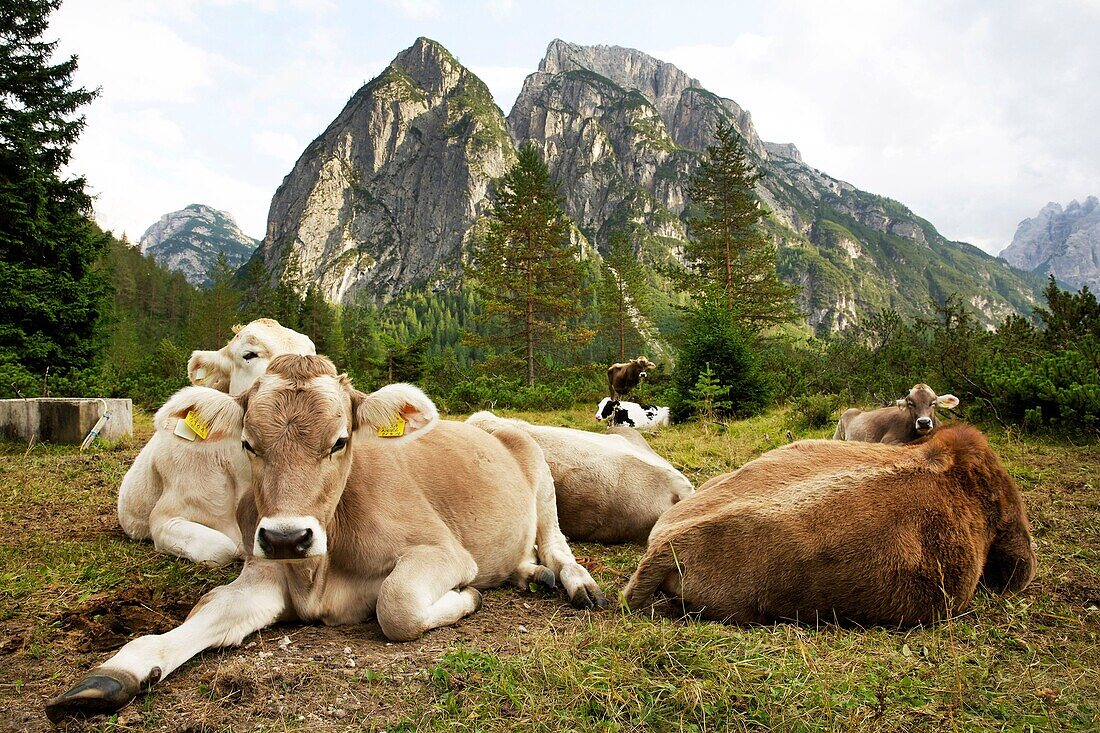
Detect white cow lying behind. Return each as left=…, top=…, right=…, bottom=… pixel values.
left=595, top=398, right=671, bottom=432
left=467, top=412, right=693, bottom=543
left=116, top=319, right=315, bottom=565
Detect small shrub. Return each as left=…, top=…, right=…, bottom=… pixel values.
left=790, top=393, right=842, bottom=428
left=686, top=363, right=731, bottom=426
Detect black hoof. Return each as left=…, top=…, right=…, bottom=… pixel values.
left=45, top=670, right=139, bottom=723
left=535, top=567, right=556, bottom=589
left=569, top=585, right=609, bottom=610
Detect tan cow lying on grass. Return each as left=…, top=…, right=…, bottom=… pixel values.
left=833, top=383, right=960, bottom=444
left=116, top=319, right=315, bottom=565
left=467, top=412, right=694, bottom=543
left=624, top=425, right=1035, bottom=626
left=48, top=355, right=604, bottom=721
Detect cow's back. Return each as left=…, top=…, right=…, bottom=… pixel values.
left=346, top=420, right=540, bottom=587
left=640, top=437, right=993, bottom=625
left=842, top=405, right=915, bottom=443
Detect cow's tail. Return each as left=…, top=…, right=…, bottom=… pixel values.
left=622, top=537, right=681, bottom=611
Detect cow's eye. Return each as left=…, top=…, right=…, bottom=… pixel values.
left=242, top=351, right=259, bottom=361
left=907, top=401, right=914, bottom=408
left=330, top=437, right=348, bottom=455
left=242, top=440, right=256, bottom=455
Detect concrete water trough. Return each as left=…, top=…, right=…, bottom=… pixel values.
left=0, top=398, right=133, bottom=445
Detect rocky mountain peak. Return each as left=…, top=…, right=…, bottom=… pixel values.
left=391, top=36, right=465, bottom=96
left=139, top=204, right=258, bottom=286
left=253, top=38, right=513, bottom=303
left=1000, top=196, right=1100, bottom=290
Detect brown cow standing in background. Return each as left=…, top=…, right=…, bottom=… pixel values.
left=833, top=384, right=960, bottom=444
left=624, top=424, right=1035, bottom=626
left=608, top=356, right=656, bottom=399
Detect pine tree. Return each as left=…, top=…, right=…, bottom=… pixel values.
left=0, top=0, right=108, bottom=378
left=600, top=229, right=647, bottom=362
left=188, top=252, right=241, bottom=349
left=465, top=143, right=591, bottom=386
left=682, top=123, right=799, bottom=329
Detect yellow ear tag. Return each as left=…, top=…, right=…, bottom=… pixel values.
left=184, top=410, right=211, bottom=440
left=377, top=415, right=406, bottom=438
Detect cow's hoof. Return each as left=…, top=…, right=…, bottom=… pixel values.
left=45, top=669, right=139, bottom=723
left=534, top=566, right=556, bottom=589
left=468, top=587, right=484, bottom=613
left=569, top=585, right=610, bottom=610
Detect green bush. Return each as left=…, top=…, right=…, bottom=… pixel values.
left=672, top=304, right=772, bottom=420
left=790, top=393, right=842, bottom=429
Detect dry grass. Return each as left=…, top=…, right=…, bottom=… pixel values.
left=0, top=407, right=1095, bottom=732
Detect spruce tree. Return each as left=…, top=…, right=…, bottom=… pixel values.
left=0, top=0, right=108, bottom=379
left=466, top=143, right=591, bottom=386
left=682, top=123, right=799, bottom=329
left=600, top=229, right=647, bottom=362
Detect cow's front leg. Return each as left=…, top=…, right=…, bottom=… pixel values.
left=46, top=561, right=288, bottom=722
left=152, top=515, right=242, bottom=566
left=375, top=544, right=480, bottom=642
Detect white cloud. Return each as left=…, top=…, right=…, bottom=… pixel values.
left=659, top=0, right=1100, bottom=254
left=252, top=130, right=304, bottom=163
left=381, top=0, right=442, bottom=20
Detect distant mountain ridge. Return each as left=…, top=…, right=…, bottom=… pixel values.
left=1000, top=197, right=1100, bottom=291
left=248, top=37, right=1046, bottom=332
left=140, top=204, right=258, bottom=286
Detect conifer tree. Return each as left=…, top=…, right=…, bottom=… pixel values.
left=188, top=253, right=241, bottom=349
left=600, top=229, right=647, bottom=362
left=0, top=0, right=108, bottom=377
left=682, top=123, right=799, bottom=329
left=466, top=143, right=591, bottom=386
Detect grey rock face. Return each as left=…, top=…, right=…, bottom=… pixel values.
left=139, top=204, right=258, bottom=286
left=255, top=37, right=514, bottom=303
left=1001, top=197, right=1100, bottom=290
left=507, top=40, right=1041, bottom=330
left=262, top=37, right=1044, bottom=332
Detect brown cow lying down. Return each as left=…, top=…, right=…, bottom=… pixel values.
left=466, top=412, right=694, bottom=543
left=624, top=425, right=1035, bottom=626
left=47, top=355, right=605, bottom=721
left=833, top=383, right=960, bottom=444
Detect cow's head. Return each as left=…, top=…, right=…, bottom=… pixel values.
left=187, top=318, right=316, bottom=396
left=595, top=398, right=619, bottom=422
left=634, top=355, right=656, bottom=378
left=186, top=355, right=438, bottom=561
left=895, top=383, right=960, bottom=435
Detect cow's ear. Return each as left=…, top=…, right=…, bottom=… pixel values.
left=937, top=394, right=960, bottom=409
left=154, top=386, right=244, bottom=441
left=896, top=398, right=907, bottom=409
left=351, top=383, right=439, bottom=442
left=188, top=350, right=232, bottom=391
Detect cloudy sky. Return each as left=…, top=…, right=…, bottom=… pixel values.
left=50, top=0, right=1098, bottom=254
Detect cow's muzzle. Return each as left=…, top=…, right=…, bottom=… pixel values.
left=915, top=417, right=933, bottom=433
left=254, top=516, right=326, bottom=560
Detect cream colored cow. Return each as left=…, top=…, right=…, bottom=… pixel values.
left=467, top=412, right=693, bottom=543
left=48, top=355, right=604, bottom=721
left=116, top=319, right=315, bottom=565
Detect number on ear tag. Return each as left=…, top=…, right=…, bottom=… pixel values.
left=184, top=410, right=211, bottom=440
left=377, top=416, right=406, bottom=438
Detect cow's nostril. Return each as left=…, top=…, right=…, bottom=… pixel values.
left=294, top=528, right=313, bottom=553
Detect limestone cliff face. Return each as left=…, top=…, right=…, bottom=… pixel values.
left=139, top=204, right=257, bottom=286
left=259, top=37, right=1044, bottom=332
left=507, top=40, right=1043, bottom=330
left=1001, top=197, right=1100, bottom=290
left=255, top=38, right=513, bottom=302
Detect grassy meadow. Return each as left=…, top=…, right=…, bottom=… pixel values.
left=0, top=406, right=1096, bottom=731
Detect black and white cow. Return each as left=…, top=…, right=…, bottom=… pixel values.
left=595, top=398, right=670, bottom=432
